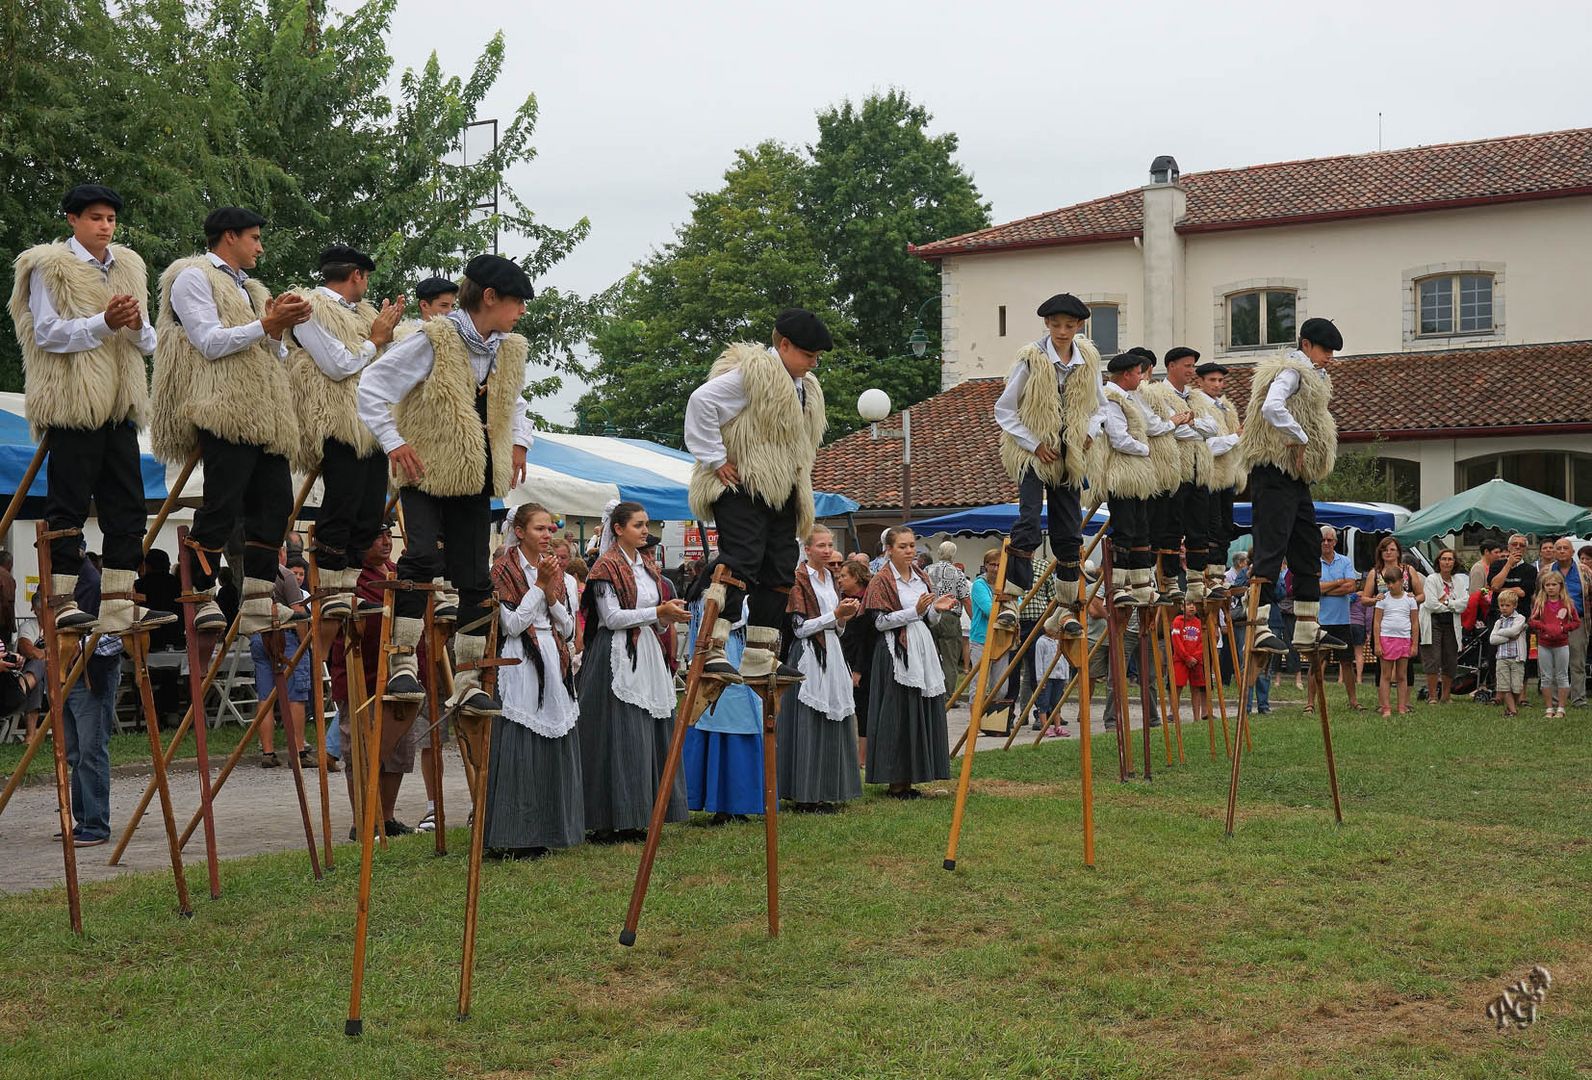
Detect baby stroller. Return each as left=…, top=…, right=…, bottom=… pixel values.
left=1414, top=622, right=1489, bottom=703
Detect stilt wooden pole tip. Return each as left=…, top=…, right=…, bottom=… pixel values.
left=344, top=1019, right=363, bottom=1037
left=456, top=1012, right=470, bottom=1023
left=618, top=929, right=637, bottom=947
left=178, top=909, right=194, bottom=919
left=942, top=858, right=956, bottom=871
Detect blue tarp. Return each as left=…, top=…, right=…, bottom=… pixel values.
left=0, top=401, right=172, bottom=502
left=912, top=500, right=1401, bottom=537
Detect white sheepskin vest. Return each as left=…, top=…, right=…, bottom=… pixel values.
left=1086, top=382, right=1162, bottom=500
left=1130, top=380, right=1186, bottom=496
left=997, top=336, right=1101, bottom=490
left=285, top=288, right=380, bottom=470
left=1238, top=354, right=1337, bottom=483
left=1191, top=388, right=1242, bottom=491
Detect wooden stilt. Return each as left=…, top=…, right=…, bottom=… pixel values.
left=1146, top=608, right=1175, bottom=767
left=1103, top=543, right=1133, bottom=783
left=35, top=522, right=82, bottom=934
left=346, top=571, right=396, bottom=1037
left=944, top=542, right=1012, bottom=871
left=1076, top=630, right=1095, bottom=868
left=1225, top=580, right=1263, bottom=836
left=424, top=591, right=447, bottom=857
left=265, top=629, right=322, bottom=880
left=621, top=565, right=740, bottom=943
left=128, top=629, right=193, bottom=915
left=1221, top=612, right=1253, bottom=753
left=304, top=539, right=335, bottom=871
left=1028, top=627, right=1106, bottom=748
left=1311, top=647, right=1345, bottom=824
left=1136, top=616, right=1154, bottom=782
left=1166, top=606, right=1186, bottom=764
left=458, top=602, right=509, bottom=1019
left=754, top=678, right=782, bottom=937
left=1205, top=604, right=1230, bottom=759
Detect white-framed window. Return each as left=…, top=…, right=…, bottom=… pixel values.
left=1416, top=272, right=1494, bottom=336
left=1086, top=304, right=1119, bottom=353
left=1225, top=289, right=1296, bottom=350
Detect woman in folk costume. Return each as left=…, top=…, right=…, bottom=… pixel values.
left=284, top=244, right=403, bottom=619
left=150, top=206, right=311, bottom=635
left=576, top=501, right=691, bottom=839
left=778, top=525, right=864, bottom=813
left=1189, top=360, right=1244, bottom=599
left=1237, top=317, right=1346, bottom=655
left=684, top=307, right=829, bottom=685
left=864, top=527, right=958, bottom=799
left=356, top=254, right=538, bottom=717
left=8, top=184, right=174, bottom=633
left=483, top=502, right=583, bottom=858
left=991, top=293, right=1105, bottom=638
left=836, top=560, right=877, bottom=768
left=681, top=582, right=764, bottom=824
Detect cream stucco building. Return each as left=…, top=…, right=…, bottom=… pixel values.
left=909, top=128, right=1592, bottom=511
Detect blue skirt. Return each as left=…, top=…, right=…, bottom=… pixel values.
left=683, top=727, right=764, bottom=815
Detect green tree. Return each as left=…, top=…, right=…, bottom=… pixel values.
left=805, top=90, right=990, bottom=407
left=1314, top=442, right=1417, bottom=506
left=579, top=141, right=861, bottom=444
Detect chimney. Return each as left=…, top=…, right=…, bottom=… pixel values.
left=1141, top=155, right=1186, bottom=358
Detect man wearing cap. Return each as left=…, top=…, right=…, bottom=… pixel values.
left=8, top=184, right=175, bottom=633
left=685, top=308, right=830, bottom=683
left=1088, top=352, right=1162, bottom=607
left=1190, top=360, right=1243, bottom=597
left=992, top=294, right=1104, bottom=637
left=1133, top=347, right=1200, bottom=606
left=285, top=246, right=404, bottom=620
left=1237, top=317, right=1345, bottom=655
left=1160, top=345, right=1228, bottom=604
left=150, top=206, right=310, bottom=635
left=357, top=253, right=537, bottom=715
left=414, top=277, right=459, bottom=322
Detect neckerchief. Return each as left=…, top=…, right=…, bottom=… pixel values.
left=584, top=545, right=662, bottom=667
left=446, top=309, right=501, bottom=370
left=788, top=561, right=830, bottom=669
left=491, top=545, right=573, bottom=707
left=863, top=562, right=932, bottom=663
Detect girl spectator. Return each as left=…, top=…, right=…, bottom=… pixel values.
left=484, top=503, right=583, bottom=858
left=1373, top=567, right=1419, bottom=717
left=1530, top=570, right=1581, bottom=718
left=1419, top=548, right=1469, bottom=704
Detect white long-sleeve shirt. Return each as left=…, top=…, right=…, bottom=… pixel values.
left=355, top=319, right=536, bottom=454
left=169, top=253, right=287, bottom=361
left=1259, top=349, right=1327, bottom=446
left=875, top=565, right=942, bottom=630
left=1208, top=395, right=1242, bottom=457
left=683, top=358, right=806, bottom=471
left=993, top=336, right=1108, bottom=452
left=592, top=548, right=664, bottom=630
left=292, top=286, right=375, bottom=379
left=1097, top=398, right=1150, bottom=456
left=27, top=238, right=158, bottom=356
left=1131, top=388, right=1175, bottom=437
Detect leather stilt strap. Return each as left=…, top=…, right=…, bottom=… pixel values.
left=182, top=536, right=223, bottom=576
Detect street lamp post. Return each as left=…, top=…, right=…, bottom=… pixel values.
left=858, top=389, right=911, bottom=523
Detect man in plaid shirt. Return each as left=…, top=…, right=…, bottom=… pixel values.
left=926, top=541, right=972, bottom=697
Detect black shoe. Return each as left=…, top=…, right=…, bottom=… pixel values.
left=1148, top=718, right=1162, bottom=728
left=709, top=811, right=733, bottom=826
left=1059, top=614, right=1083, bottom=637
left=1251, top=629, right=1288, bottom=655
left=1103, top=719, right=1117, bottom=731
left=56, top=608, right=97, bottom=631
left=1112, top=590, right=1136, bottom=609
left=384, top=672, right=424, bottom=701
left=384, top=819, right=413, bottom=836
left=772, top=662, right=805, bottom=686
left=887, top=787, right=923, bottom=800
left=298, top=749, right=317, bottom=770
left=194, top=607, right=229, bottom=632
left=458, top=688, right=502, bottom=717
left=1306, top=631, right=1348, bottom=652
left=814, top=803, right=840, bottom=814
left=702, top=659, right=745, bottom=684
left=434, top=601, right=459, bottom=622
left=135, top=608, right=180, bottom=629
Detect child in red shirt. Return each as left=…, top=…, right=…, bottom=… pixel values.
left=1172, top=600, right=1208, bottom=721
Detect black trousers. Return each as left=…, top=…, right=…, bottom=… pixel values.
left=191, top=431, right=292, bottom=586
left=395, top=477, right=492, bottom=637
left=712, top=488, right=799, bottom=628
left=1147, top=490, right=1183, bottom=577
left=1008, top=468, right=1082, bottom=589
left=315, top=439, right=389, bottom=571
left=1170, top=482, right=1211, bottom=564
left=1207, top=487, right=1236, bottom=566
left=1107, top=496, right=1151, bottom=570
left=45, top=422, right=146, bottom=574
left=1248, top=464, right=1320, bottom=604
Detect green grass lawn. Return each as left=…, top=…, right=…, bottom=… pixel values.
left=2, top=694, right=1588, bottom=1079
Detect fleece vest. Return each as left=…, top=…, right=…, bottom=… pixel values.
left=391, top=318, right=529, bottom=498
left=1130, top=380, right=1186, bottom=496
left=1238, top=354, right=1337, bottom=483
left=997, top=336, right=1101, bottom=490
left=1191, top=388, right=1242, bottom=491
left=687, top=342, right=826, bottom=538
left=285, top=288, right=380, bottom=470
left=8, top=241, right=151, bottom=438
left=149, top=256, right=299, bottom=463
left=1086, top=382, right=1162, bottom=500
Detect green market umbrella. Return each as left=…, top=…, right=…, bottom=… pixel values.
left=1393, top=478, right=1589, bottom=543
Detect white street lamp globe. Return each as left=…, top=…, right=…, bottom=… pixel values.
left=858, top=388, right=892, bottom=422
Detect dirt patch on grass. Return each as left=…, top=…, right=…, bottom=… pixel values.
left=969, top=779, right=1066, bottom=798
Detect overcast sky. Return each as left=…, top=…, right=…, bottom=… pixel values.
left=381, top=0, right=1591, bottom=422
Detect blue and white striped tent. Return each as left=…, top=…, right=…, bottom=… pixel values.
left=516, top=432, right=859, bottom=521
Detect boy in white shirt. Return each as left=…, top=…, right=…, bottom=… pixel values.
left=1488, top=591, right=1528, bottom=718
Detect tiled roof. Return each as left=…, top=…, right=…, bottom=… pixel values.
left=911, top=128, right=1592, bottom=258
left=814, top=341, right=1592, bottom=512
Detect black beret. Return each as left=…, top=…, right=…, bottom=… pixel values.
left=1125, top=346, right=1157, bottom=368
left=1165, top=346, right=1201, bottom=365
left=318, top=244, right=375, bottom=273
left=414, top=276, right=460, bottom=301
left=463, top=254, right=534, bottom=299
left=61, top=184, right=122, bottom=214
left=774, top=307, right=833, bottom=351
left=1299, top=316, right=1343, bottom=351
left=1036, top=293, right=1090, bottom=320
left=1106, top=352, right=1142, bottom=373
left=1194, top=362, right=1229, bottom=377
left=204, top=206, right=267, bottom=235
